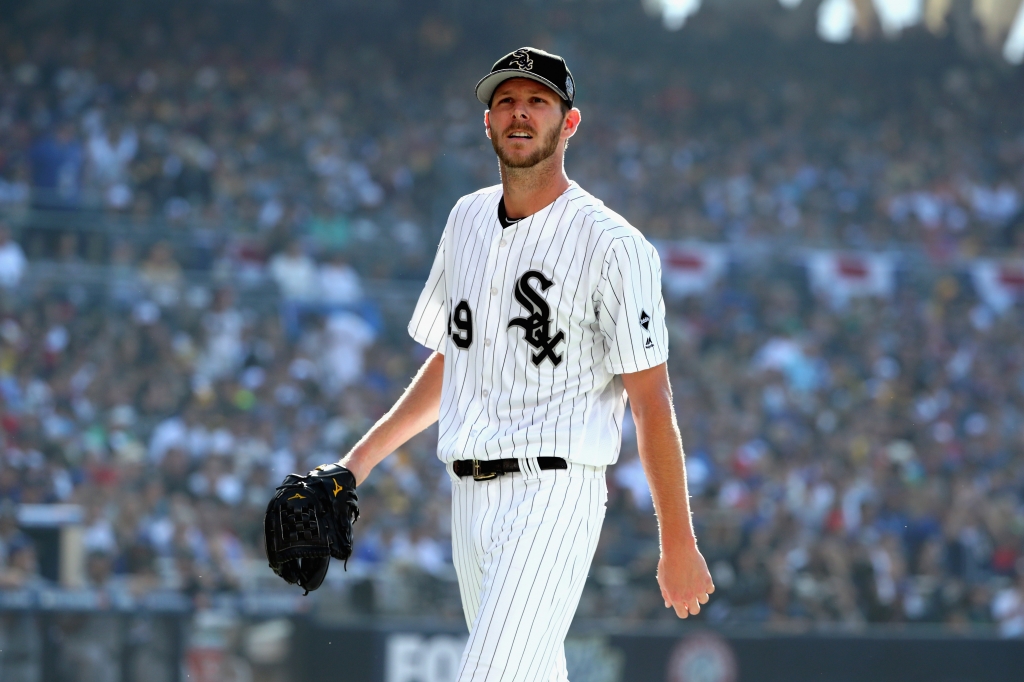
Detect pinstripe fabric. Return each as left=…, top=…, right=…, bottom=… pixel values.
left=408, top=181, right=666, bottom=680
left=408, top=182, right=669, bottom=468
left=448, top=462, right=607, bottom=682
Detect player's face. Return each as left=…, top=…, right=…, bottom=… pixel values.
left=486, top=79, right=568, bottom=169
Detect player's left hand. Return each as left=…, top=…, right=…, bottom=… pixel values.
left=657, top=542, right=715, bottom=619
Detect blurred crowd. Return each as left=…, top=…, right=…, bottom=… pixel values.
left=3, top=245, right=1024, bottom=634
left=0, top=266, right=393, bottom=588
left=2, top=9, right=1024, bottom=276
left=593, top=274, right=1024, bottom=634
left=0, top=3, right=1023, bottom=637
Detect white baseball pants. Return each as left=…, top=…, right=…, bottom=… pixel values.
left=448, top=460, right=607, bottom=682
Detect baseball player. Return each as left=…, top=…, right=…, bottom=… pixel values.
left=337, top=47, right=714, bottom=681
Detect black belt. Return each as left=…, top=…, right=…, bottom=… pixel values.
left=453, top=457, right=567, bottom=481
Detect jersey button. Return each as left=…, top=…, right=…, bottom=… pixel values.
left=499, top=240, right=507, bottom=247
left=484, top=338, right=492, bottom=347
left=481, top=390, right=489, bottom=398
left=490, top=287, right=498, bottom=296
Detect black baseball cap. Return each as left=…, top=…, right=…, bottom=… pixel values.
left=475, top=47, right=575, bottom=108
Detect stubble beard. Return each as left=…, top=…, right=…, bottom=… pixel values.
left=491, top=118, right=563, bottom=171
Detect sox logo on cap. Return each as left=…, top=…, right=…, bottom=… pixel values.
left=509, top=49, right=534, bottom=71
left=475, top=46, right=575, bottom=107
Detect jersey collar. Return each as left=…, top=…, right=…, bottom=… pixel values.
left=495, top=181, right=580, bottom=230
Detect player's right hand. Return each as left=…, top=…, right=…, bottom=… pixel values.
left=657, top=542, right=715, bottom=619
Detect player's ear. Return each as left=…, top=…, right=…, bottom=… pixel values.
left=484, top=110, right=492, bottom=139
left=563, top=108, right=581, bottom=139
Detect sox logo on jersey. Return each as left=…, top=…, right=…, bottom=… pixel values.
left=408, top=182, right=668, bottom=682
left=507, top=270, right=565, bottom=366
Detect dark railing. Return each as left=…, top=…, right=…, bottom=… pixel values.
left=0, top=588, right=308, bottom=682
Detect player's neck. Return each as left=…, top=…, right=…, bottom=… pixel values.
left=498, top=156, right=571, bottom=221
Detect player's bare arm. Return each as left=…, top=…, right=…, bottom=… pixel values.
left=621, top=362, right=715, bottom=619
left=338, top=351, right=445, bottom=485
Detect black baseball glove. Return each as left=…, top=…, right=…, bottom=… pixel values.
left=263, top=463, right=359, bottom=594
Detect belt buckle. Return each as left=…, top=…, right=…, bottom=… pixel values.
left=472, top=459, right=497, bottom=481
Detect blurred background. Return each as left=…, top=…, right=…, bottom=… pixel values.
left=0, top=0, right=1023, bottom=680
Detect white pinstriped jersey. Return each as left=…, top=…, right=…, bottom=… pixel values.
left=408, top=181, right=668, bottom=467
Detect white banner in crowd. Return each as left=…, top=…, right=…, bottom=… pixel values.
left=654, top=241, right=1020, bottom=313
left=655, top=242, right=727, bottom=298
left=971, top=259, right=1024, bottom=313
left=806, top=250, right=895, bottom=304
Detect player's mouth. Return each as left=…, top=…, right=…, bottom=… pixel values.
left=507, top=130, right=534, bottom=139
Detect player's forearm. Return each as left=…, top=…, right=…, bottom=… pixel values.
left=339, top=351, right=444, bottom=484
left=631, top=393, right=697, bottom=553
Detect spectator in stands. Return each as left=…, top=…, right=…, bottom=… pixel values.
left=269, top=240, right=318, bottom=302
left=85, top=118, right=138, bottom=211
left=0, top=534, right=44, bottom=682
left=314, top=312, right=376, bottom=396
left=269, top=240, right=319, bottom=340
left=992, top=570, right=1024, bottom=636
left=84, top=548, right=118, bottom=590
left=0, top=502, right=26, bottom=574
left=107, top=240, right=142, bottom=309
left=28, top=121, right=84, bottom=209
left=0, top=222, right=26, bottom=290
left=139, top=240, right=183, bottom=307
left=318, top=252, right=363, bottom=307
left=0, top=535, right=44, bottom=589
left=195, top=288, right=247, bottom=383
